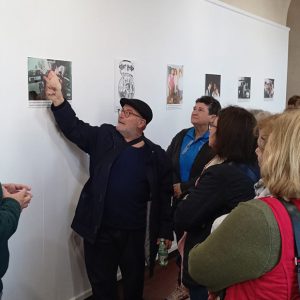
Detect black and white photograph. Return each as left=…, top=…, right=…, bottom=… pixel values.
left=264, top=78, right=274, bottom=100
left=114, top=59, right=135, bottom=111
left=205, top=74, right=221, bottom=100
left=28, top=57, right=72, bottom=107
left=238, top=76, right=251, bottom=100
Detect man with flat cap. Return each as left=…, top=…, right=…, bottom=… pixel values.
left=44, top=71, right=173, bottom=300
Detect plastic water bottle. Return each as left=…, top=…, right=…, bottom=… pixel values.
left=158, top=238, right=168, bottom=266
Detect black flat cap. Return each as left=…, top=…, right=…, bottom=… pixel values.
left=120, top=98, right=153, bottom=124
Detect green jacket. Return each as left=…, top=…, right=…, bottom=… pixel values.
left=188, top=199, right=281, bottom=292
left=0, top=183, right=21, bottom=292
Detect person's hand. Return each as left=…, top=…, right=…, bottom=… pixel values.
left=2, top=183, right=31, bottom=194
left=173, top=183, right=182, bottom=198
left=2, top=187, right=32, bottom=210
left=44, top=70, right=64, bottom=106
left=156, top=239, right=173, bottom=249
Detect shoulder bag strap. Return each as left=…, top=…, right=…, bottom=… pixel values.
left=279, top=198, right=300, bottom=294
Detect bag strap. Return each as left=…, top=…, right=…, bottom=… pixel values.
left=279, top=198, right=300, bottom=294
left=128, top=135, right=144, bottom=146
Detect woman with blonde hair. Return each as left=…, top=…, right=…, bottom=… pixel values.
left=189, top=109, right=300, bottom=300
left=253, top=113, right=280, bottom=197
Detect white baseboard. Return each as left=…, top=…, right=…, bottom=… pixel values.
left=69, top=289, right=92, bottom=300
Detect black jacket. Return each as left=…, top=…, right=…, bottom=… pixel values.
left=166, top=128, right=215, bottom=197
left=175, top=162, right=258, bottom=287
left=51, top=101, right=173, bottom=272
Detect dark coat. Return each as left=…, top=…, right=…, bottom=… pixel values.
left=51, top=101, right=174, bottom=273
left=175, top=162, right=258, bottom=287
left=0, top=184, right=21, bottom=292
left=166, top=128, right=215, bottom=197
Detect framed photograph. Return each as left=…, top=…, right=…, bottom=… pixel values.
left=205, top=74, right=221, bottom=100
left=264, top=78, right=274, bottom=100
left=238, top=76, right=251, bottom=101
left=166, top=64, right=184, bottom=109
left=28, top=57, right=72, bottom=108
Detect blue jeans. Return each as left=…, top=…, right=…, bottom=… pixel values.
left=189, top=285, right=208, bottom=300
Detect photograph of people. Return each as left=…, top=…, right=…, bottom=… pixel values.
left=205, top=74, right=221, bottom=100
left=238, top=76, right=251, bottom=99
left=264, top=78, right=274, bottom=99
left=167, top=65, right=184, bottom=105
left=28, top=57, right=72, bottom=104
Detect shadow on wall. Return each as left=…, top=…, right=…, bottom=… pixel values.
left=45, top=110, right=91, bottom=299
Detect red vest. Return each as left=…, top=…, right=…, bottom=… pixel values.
left=225, top=196, right=300, bottom=300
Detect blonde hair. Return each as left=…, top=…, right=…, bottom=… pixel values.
left=255, top=114, right=280, bottom=149
left=261, top=109, right=300, bottom=198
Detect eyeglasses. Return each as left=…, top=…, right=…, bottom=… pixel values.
left=118, top=109, right=142, bottom=119
left=208, top=123, right=217, bottom=130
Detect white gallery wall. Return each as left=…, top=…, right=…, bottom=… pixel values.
left=0, top=0, right=289, bottom=299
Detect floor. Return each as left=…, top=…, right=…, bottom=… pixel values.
left=143, top=254, right=179, bottom=299
left=85, top=253, right=180, bottom=300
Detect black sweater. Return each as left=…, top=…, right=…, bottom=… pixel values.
left=175, top=162, right=257, bottom=287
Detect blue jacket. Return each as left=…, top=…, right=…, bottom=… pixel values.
left=51, top=101, right=173, bottom=272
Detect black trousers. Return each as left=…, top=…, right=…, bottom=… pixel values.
left=84, top=227, right=146, bottom=300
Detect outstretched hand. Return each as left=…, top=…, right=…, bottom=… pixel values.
left=44, top=70, right=64, bottom=106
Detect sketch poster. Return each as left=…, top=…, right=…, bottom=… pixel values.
left=28, top=57, right=72, bottom=108
left=205, top=74, right=221, bottom=100
left=166, top=64, right=184, bottom=109
left=264, top=78, right=274, bottom=100
left=114, top=59, right=135, bottom=111
left=238, top=76, right=251, bottom=101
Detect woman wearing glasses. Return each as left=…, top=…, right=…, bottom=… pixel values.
left=175, top=106, right=260, bottom=300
